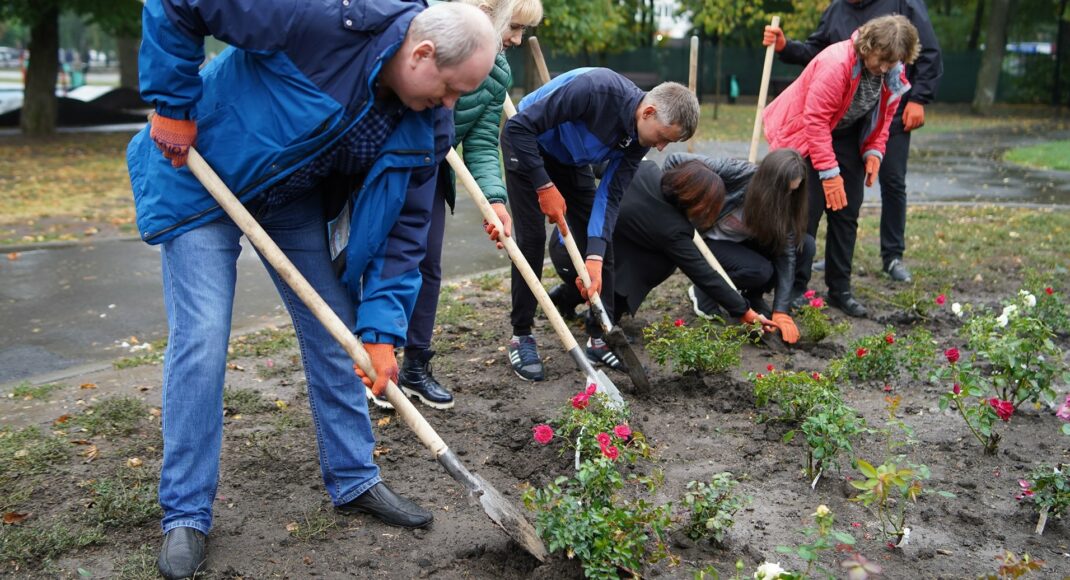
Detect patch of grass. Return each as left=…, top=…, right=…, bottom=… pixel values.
left=0, top=426, right=70, bottom=478
left=1004, top=140, right=1070, bottom=171
left=436, top=285, right=477, bottom=326
left=113, top=339, right=167, bottom=370
left=114, top=544, right=158, bottom=580
left=82, top=474, right=163, bottom=529
left=223, top=386, right=274, bottom=415
left=255, top=355, right=300, bottom=380
left=288, top=507, right=338, bottom=542
left=473, top=272, right=505, bottom=292
left=7, top=381, right=64, bottom=400
left=922, top=103, right=1069, bottom=134
left=274, top=410, right=312, bottom=431
left=228, top=326, right=297, bottom=359
left=0, top=520, right=105, bottom=570
left=691, top=103, right=754, bottom=142
left=74, top=396, right=147, bottom=437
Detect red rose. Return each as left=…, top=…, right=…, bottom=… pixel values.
left=601, top=445, right=619, bottom=460
left=945, top=347, right=960, bottom=364
left=767, top=364, right=775, bottom=372
left=952, top=383, right=961, bottom=395
left=756, top=373, right=765, bottom=379
left=812, top=372, right=822, bottom=381
left=885, top=334, right=895, bottom=345
left=804, top=290, right=816, bottom=299
left=856, top=347, right=868, bottom=358
left=532, top=424, right=554, bottom=445
left=989, top=397, right=1014, bottom=422
left=935, top=294, right=946, bottom=306
left=674, top=318, right=686, bottom=327
left=586, top=383, right=597, bottom=396
left=1046, top=287, right=1054, bottom=295
left=596, top=432, right=611, bottom=447
left=571, top=392, right=590, bottom=410
left=883, top=384, right=892, bottom=392
left=613, top=424, right=632, bottom=439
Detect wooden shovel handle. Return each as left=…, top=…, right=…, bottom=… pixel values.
left=528, top=37, right=551, bottom=86
left=691, top=230, right=738, bottom=292
left=749, top=15, right=780, bottom=164
left=557, top=224, right=614, bottom=331
left=185, top=147, right=448, bottom=458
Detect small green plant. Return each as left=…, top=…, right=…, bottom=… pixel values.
left=794, top=293, right=849, bottom=343
left=8, top=381, right=63, bottom=400
left=74, top=395, right=147, bottom=437
left=775, top=505, right=855, bottom=578
left=840, top=328, right=900, bottom=382
left=0, top=520, right=105, bottom=569
left=82, top=472, right=163, bottom=529
left=799, top=401, right=866, bottom=480
left=984, top=550, right=1044, bottom=579
left=1018, top=464, right=1070, bottom=535
left=227, top=326, right=297, bottom=359
left=287, top=507, right=338, bottom=541
left=473, top=272, right=504, bottom=292
left=223, top=386, right=274, bottom=415
left=436, top=285, right=477, bottom=326
left=753, top=370, right=839, bottom=424
left=114, top=544, right=159, bottom=580
left=680, top=473, right=744, bottom=543
left=644, top=317, right=756, bottom=375
left=1029, top=282, right=1069, bottom=334
left=880, top=394, right=918, bottom=453
left=938, top=373, right=1002, bottom=455
left=850, top=459, right=949, bottom=547
left=899, top=327, right=937, bottom=382
left=0, top=426, right=69, bottom=478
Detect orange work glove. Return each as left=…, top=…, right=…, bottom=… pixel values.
left=354, top=343, right=398, bottom=398
left=762, top=25, right=787, bottom=52
left=864, top=156, right=881, bottom=187
left=901, top=101, right=925, bottom=132
left=575, top=257, right=603, bottom=301
left=536, top=183, right=568, bottom=235
left=482, top=202, right=513, bottom=250
left=150, top=113, right=197, bottom=168
left=821, top=175, right=847, bottom=211
left=771, top=311, right=800, bottom=344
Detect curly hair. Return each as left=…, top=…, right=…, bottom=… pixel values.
left=854, top=14, right=921, bottom=65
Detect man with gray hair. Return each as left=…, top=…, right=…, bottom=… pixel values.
left=501, top=69, right=698, bottom=379
left=126, top=1, right=497, bottom=577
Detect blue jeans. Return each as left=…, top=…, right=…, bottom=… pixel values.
left=158, top=193, right=381, bottom=535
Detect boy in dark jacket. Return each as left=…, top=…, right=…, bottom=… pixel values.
left=501, top=68, right=698, bottom=380
left=764, top=0, right=943, bottom=284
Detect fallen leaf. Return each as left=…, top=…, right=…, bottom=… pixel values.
left=227, top=363, right=246, bottom=371
left=126, top=457, right=143, bottom=468
left=2, top=512, right=29, bottom=525
left=303, top=556, right=313, bottom=566
left=80, top=383, right=96, bottom=390
left=6, top=252, right=18, bottom=261
left=81, top=445, right=99, bottom=461
left=274, top=400, right=288, bottom=410
left=83, top=227, right=99, bottom=236
left=53, top=414, right=71, bottom=425
left=376, top=416, right=391, bottom=427
left=286, top=522, right=300, bottom=533
left=373, top=446, right=390, bottom=457
left=149, top=407, right=162, bottom=417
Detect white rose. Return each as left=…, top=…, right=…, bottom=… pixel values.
left=952, top=302, right=962, bottom=317
left=1024, top=293, right=1036, bottom=308
left=996, top=313, right=1009, bottom=327
left=754, top=562, right=786, bottom=580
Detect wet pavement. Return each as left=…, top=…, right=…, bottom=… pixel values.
left=2, top=128, right=1069, bottom=386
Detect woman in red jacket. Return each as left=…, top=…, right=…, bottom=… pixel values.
left=763, top=15, right=919, bottom=318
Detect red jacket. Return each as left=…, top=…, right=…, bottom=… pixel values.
left=763, top=36, right=910, bottom=179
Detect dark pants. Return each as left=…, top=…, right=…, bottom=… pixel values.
left=878, top=118, right=911, bottom=265
left=806, top=121, right=865, bottom=296
left=694, top=235, right=816, bottom=312
left=404, top=168, right=449, bottom=354
left=548, top=232, right=616, bottom=339
left=504, top=143, right=613, bottom=336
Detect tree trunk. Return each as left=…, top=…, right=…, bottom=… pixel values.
left=117, top=35, right=141, bottom=90
left=972, top=0, right=1011, bottom=115
left=968, top=0, right=985, bottom=52
left=22, top=6, right=60, bottom=136
left=713, top=35, right=722, bottom=120
left=1056, top=0, right=1068, bottom=106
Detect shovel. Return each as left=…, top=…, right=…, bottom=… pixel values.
left=555, top=223, right=651, bottom=394
left=184, top=146, right=547, bottom=562
left=445, top=149, right=624, bottom=408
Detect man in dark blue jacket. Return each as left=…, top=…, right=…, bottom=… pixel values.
left=764, top=0, right=943, bottom=297
left=500, top=68, right=698, bottom=380
left=127, top=1, right=498, bottom=577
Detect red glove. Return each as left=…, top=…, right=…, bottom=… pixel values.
left=864, top=156, right=881, bottom=187
left=150, top=113, right=197, bottom=168
left=821, top=175, right=847, bottom=211
left=482, top=202, right=513, bottom=250
left=763, top=25, right=787, bottom=52
left=771, top=311, right=799, bottom=344
left=576, top=258, right=603, bottom=300
left=537, top=183, right=568, bottom=235
left=902, top=102, right=925, bottom=131
left=354, top=343, right=398, bottom=398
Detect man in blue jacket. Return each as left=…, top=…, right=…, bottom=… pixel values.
left=126, top=1, right=498, bottom=577
left=501, top=68, right=698, bottom=380
left=764, top=0, right=943, bottom=301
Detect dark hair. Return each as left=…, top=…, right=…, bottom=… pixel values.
left=661, top=159, right=725, bottom=231
left=741, top=149, right=808, bottom=253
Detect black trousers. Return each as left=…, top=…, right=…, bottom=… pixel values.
left=693, top=235, right=816, bottom=313
left=806, top=122, right=865, bottom=296
left=503, top=137, right=615, bottom=337
left=878, top=117, right=911, bottom=265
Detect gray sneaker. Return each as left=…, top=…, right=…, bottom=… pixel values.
left=884, top=259, right=912, bottom=283
left=508, top=335, right=545, bottom=381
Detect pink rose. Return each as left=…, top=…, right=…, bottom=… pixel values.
left=952, top=383, right=961, bottom=395
left=945, top=348, right=960, bottom=364
left=571, top=392, right=590, bottom=410
left=586, top=383, right=597, bottom=396
left=532, top=424, right=554, bottom=445
left=601, top=445, right=619, bottom=460
left=883, top=384, right=893, bottom=392
left=935, top=294, right=946, bottom=306
left=989, top=397, right=1014, bottom=422
left=674, top=318, right=686, bottom=327
left=804, top=290, right=816, bottom=299
left=810, top=298, right=825, bottom=308
left=596, top=432, right=611, bottom=447
left=1056, top=395, right=1070, bottom=422
left=613, top=424, right=632, bottom=439
left=812, top=372, right=822, bottom=381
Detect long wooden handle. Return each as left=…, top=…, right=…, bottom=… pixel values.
left=557, top=225, right=614, bottom=330
left=691, top=230, right=738, bottom=292
left=749, top=15, right=780, bottom=164
left=445, top=149, right=581, bottom=352
left=687, top=35, right=699, bottom=154
left=528, top=36, right=551, bottom=86
left=185, top=147, right=448, bottom=457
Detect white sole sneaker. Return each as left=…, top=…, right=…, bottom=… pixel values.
left=687, top=285, right=714, bottom=320
left=364, top=386, right=394, bottom=410
left=399, top=385, right=455, bottom=410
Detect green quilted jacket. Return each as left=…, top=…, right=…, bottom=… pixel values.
left=446, top=51, right=511, bottom=209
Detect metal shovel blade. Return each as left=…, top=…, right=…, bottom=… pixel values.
left=438, top=449, right=548, bottom=561
left=602, top=326, right=651, bottom=394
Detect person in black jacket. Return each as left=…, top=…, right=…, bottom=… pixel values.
left=763, top=0, right=943, bottom=289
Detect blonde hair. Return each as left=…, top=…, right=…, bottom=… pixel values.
left=455, top=0, right=515, bottom=38
left=854, top=15, right=921, bottom=65
left=511, top=0, right=544, bottom=26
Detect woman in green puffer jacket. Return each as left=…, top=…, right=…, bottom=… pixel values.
left=374, top=0, right=543, bottom=411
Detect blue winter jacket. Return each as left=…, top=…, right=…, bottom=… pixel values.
left=126, top=0, right=453, bottom=346
left=504, top=67, right=648, bottom=258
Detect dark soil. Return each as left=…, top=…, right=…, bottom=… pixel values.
left=3, top=262, right=1070, bottom=579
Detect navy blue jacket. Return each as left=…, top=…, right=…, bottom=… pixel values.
left=504, top=67, right=648, bottom=257
left=127, top=0, right=452, bottom=347
left=779, top=0, right=943, bottom=106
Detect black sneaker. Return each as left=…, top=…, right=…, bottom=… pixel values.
left=586, top=338, right=627, bottom=372
left=688, top=285, right=724, bottom=320
left=828, top=291, right=868, bottom=318
left=508, top=335, right=545, bottom=381
left=548, top=284, right=580, bottom=321
left=884, top=258, right=913, bottom=283
left=399, top=350, right=454, bottom=410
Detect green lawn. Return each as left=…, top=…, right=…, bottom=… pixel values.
left=1003, top=139, right=1070, bottom=172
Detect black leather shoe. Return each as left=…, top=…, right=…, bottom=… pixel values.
left=337, top=482, right=433, bottom=529
left=158, top=527, right=207, bottom=580
left=399, top=350, right=454, bottom=410
left=548, top=284, right=580, bottom=320
left=828, top=292, right=868, bottom=318
left=884, top=258, right=913, bottom=283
